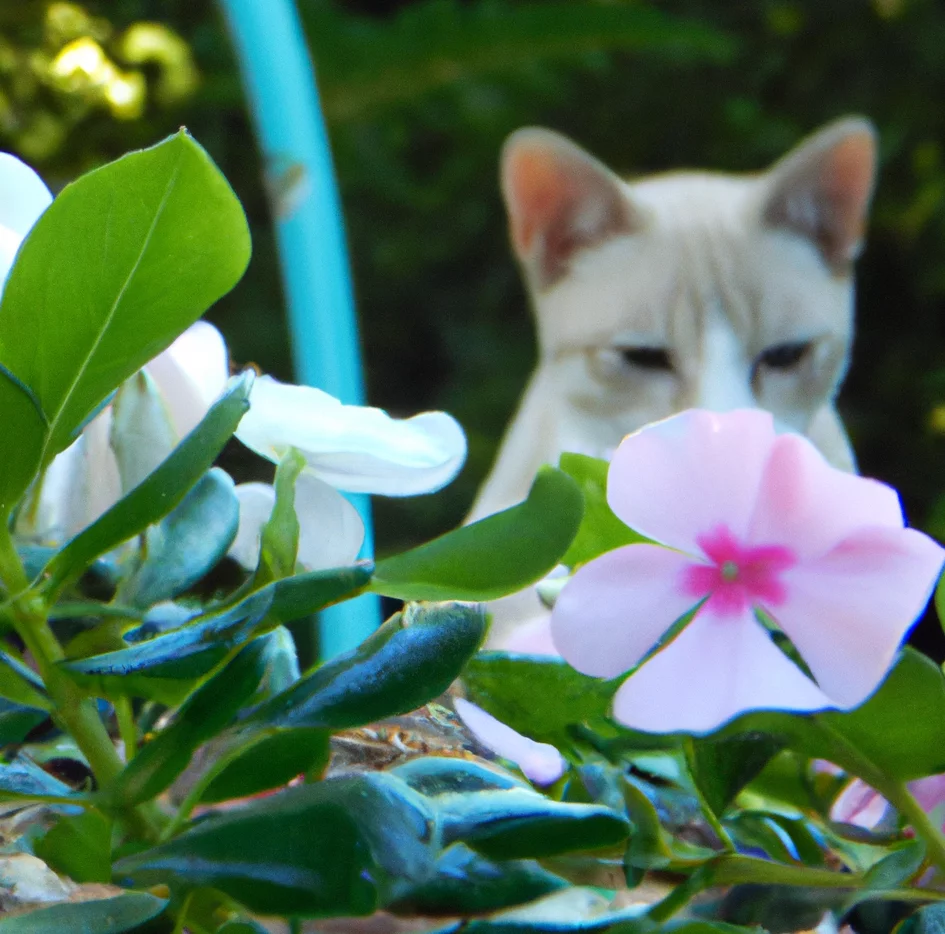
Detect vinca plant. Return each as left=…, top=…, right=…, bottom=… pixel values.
left=0, top=133, right=945, bottom=934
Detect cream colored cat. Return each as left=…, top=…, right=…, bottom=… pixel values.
left=471, top=118, right=878, bottom=649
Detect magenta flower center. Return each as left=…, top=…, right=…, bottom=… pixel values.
left=681, top=525, right=796, bottom=616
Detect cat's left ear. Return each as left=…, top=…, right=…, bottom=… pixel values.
left=761, top=117, right=877, bottom=271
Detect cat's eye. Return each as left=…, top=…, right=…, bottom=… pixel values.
left=756, top=340, right=811, bottom=371
left=618, top=346, right=673, bottom=371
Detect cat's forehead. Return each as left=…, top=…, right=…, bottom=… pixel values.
left=626, top=171, right=762, bottom=229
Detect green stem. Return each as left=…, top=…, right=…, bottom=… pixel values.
left=116, top=697, right=137, bottom=762
left=883, top=782, right=945, bottom=877
left=683, top=737, right=736, bottom=852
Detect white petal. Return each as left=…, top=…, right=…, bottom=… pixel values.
left=145, top=321, right=229, bottom=438
left=295, top=474, right=365, bottom=570
left=0, top=153, right=52, bottom=288
left=454, top=698, right=566, bottom=786
left=229, top=478, right=365, bottom=572
left=110, top=371, right=178, bottom=491
left=229, top=483, right=276, bottom=570
left=235, top=376, right=467, bottom=495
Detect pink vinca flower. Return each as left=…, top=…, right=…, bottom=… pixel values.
left=831, top=773, right=945, bottom=834
left=550, top=410, right=945, bottom=734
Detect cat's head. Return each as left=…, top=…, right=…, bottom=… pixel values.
left=501, top=118, right=877, bottom=445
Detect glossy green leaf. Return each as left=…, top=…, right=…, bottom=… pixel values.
left=0, top=703, right=50, bottom=752
left=0, top=892, right=167, bottom=933
left=0, top=652, right=51, bottom=712
left=268, top=562, right=373, bottom=624
left=463, top=653, right=618, bottom=745
left=33, top=808, right=112, bottom=883
left=42, top=373, right=253, bottom=594
left=114, top=774, right=437, bottom=917
left=558, top=453, right=647, bottom=568
left=245, top=602, right=486, bottom=731
left=370, top=467, right=583, bottom=601
left=688, top=734, right=785, bottom=816
left=862, top=840, right=927, bottom=891
left=895, top=903, right=945, bottom=934
left=106, top=633, right=275, bottom=807
left=393, top=756, right=528, bottom=796
left=0, top=131, right=250, bottom=514
left=120, top=467, right=239, bottom=607
left=59, top=589, right=273, bottom=693
left=198, top=727, right=329, bottom=803
left=390, top=844, right=566, bottom=916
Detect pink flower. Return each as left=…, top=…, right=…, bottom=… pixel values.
left=550, top=410, right=945, bottom=734
left=831, top=774, right=945, bottom=833
left=453, top=698, right=566, bottom=786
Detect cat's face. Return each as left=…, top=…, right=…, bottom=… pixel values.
left=503, top=120, right=875, bottom=459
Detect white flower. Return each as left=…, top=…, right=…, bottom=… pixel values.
left=0, top=152, right=52, bottom=290
left=229, top=375, right=467, bottom=571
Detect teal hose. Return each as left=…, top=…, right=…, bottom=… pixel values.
left=218, top=0, right=381, bottom=658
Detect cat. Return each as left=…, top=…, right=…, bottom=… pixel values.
left=470, top=117, right=878, bottom=650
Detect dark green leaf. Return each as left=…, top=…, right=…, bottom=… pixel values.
left=393, top=756, right=528, bottom=796
left=268, top=562, right=373, bottom=624
left=559, top=453, right=647, bottom=568
left=245, top=602, right=486, bottom=731
left=198, top=727, right=329, bottom=803
left=463, top=653, right=617, bottom=745
left=42, top=373, right=253, bottom=593
left=0, top=892, right=167, bottom=933
left=114, top=774, right=437, bottom=917
left=105, top=633, right=275, bottom=807
left=390, top=844, right=566, bottom=916
left=0, top=131, right=250, bottom=514
left=120, top=468, right=240, bottom=607
left=895, top=903, right=945, bottom=934
left=863, top=840, right=927, bottom=891
left=59, top=589, right=273, bottom=693
left=216, top=923, right=271, bottom=934
left=689, top=734, right=785, bottom=816
left=0, top=698, right=48, bottom=746
left=33, top=808, right=112, bottom=883
left=370, top=467, right=583, bottom=601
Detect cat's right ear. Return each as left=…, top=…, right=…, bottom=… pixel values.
left=501, top=128, right=641, bottom=289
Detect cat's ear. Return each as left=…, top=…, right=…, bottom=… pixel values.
left=501, top=128, right=642, bottom=288
left=762, top=117, right=877, bottom=271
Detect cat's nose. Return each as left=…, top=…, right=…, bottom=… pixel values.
left=685, top=372, right=756, bottom=413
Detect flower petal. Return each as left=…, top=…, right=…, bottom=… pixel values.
left=228, top=483, right=275, bottom=570
left=454, top=698, right=566, bottom=786
left=611, top=611, right=832, bottom=733
left=607, top=410, right=777, bottom=552
left=830, top=778, right=888, bottom=829
left=748, top=432, right=904, bottom=559
left=145, top=321, right=229, bottom=438
left=774, top=526, right=945, bottom=708
left=295, top=474, right=365, bottom=570
left=0, top=153, right=52, bottom=287
left=550, top=544, right=700, bottom=679
left=229, top=477, right=365, bottom=572
left=236, top=376, right=467, bottom=495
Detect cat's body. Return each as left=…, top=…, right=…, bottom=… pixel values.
left=471, top=118, right=877, bottom=650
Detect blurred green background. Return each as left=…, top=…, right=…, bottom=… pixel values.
left=3, top=0, right=945, bottom=559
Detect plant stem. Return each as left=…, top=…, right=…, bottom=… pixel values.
left=116, top=697, right=137, bottom=762
left=883, top=781, right=945, bottom=877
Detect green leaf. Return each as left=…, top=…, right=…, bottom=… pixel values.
left=257, top=447, right=305, bottom=582
left=0, top=703, right=50, bottom=750
left=105, top=633, right=275, bottom=807
left=0, top=130, right=250, bottom=514
left=268, top=562, right=374, bottom=624
left=862, top=839, right=927, bottom=891
left=895, top=903, right=945, bottom=934
left=0, top=651, right=51, bottom=712
left=216, top=923, right=271, bottom=934
left=688, top=734, right=785, bottom=816
left=59, top=589, right=274, bottom=694
left=370, top=467, right=583, bottom=601
left=119, top=467, right=239, bottom=607
left=42, top=372, right=253, bottom=594
left=114, top=774, right=435, bottom=917
left=198, top=727, right=330, bottom=804
left=244, top=602, right=486, bottom=731
left=463, top=653, right=618, bottom=745
left=33, top=808, right=112, bottom=883
left=0, top=892, right=167, bottom=933
left=559, top=453, right=647, bottom=568
left=393, top=756, right=528, bottom=796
